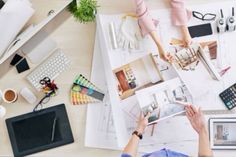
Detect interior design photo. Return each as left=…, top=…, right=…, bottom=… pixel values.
left=136, top=78, right=193, bottom=123
left=213, top=122, right=236, bottom=146
left=113, top=54, right=163, bottom=100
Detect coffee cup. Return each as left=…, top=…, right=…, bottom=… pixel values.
left=3, top=89, right=18, bottom=103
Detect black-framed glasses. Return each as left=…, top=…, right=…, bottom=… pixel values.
left=192, top=11, right=216, bottom=21
left=33, top=92, right=52, bottom=112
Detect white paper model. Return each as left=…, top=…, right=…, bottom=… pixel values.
left=135, top=77, right=193, bottom=124
left=209, top=118, right=236, bottom=150
left=171, top=43, right=222, bottom=98
left=113, top=53, right=163, bottom=100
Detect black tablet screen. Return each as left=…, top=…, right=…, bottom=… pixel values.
left=12, top=111, right=62, bottom=152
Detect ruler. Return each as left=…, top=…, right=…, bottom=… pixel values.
left=203, top=109, right=236, bottom=115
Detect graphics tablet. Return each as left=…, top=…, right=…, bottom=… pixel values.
left=6, top=104, right=74, bottom=157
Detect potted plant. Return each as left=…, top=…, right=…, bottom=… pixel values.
left=68, top=0, right=99, bottom=23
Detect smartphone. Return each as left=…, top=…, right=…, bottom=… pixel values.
left=188, top=23, right=213, bottom=38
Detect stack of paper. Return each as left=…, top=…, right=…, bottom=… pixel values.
left=0, top=0, right=34, bottom=57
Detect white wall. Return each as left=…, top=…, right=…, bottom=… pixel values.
left=130, top=59, right=150, bottom=87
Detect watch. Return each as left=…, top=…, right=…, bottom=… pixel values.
left=132, top=130, right=143, bottom=140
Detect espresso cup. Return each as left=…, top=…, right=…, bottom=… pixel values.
left=3, top=89, right=18, bottom=103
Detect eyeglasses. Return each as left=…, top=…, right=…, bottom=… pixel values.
left=192, top=11, right=216, bottom=21
left=33, top=92, right=52, bottom=112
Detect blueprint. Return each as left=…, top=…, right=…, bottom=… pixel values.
left=85, top=1, right=236, bottom=155
left=85, top=31, right=198, bottom=155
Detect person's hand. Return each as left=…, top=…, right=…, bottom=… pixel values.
left=160, top=52, right=174, bottom=63
left=182, top=31, right=192, bottom=47
left=136, top=112, right=150, bottom=134
left=185, top=105, right=207, bottom=134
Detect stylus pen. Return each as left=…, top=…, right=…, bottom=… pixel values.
left=173, top=100, right=190, bottom=106
left=51, top=117, right=57, bottom=142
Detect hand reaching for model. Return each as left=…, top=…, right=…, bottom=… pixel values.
left=136, top=112, right=150, bottom=134
left=185, top=105, right=207, bottom=134
left=159, top=52, right=174, bottom=63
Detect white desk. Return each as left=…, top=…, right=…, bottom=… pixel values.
left=0, top=0, right=235, bottom=156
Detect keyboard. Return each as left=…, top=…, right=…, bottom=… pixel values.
left=26, top=49, right=70, bottom=91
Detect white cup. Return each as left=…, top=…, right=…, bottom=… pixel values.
left=0, top=105, right=6, bottom=118
left=2, top=89, right=18, bottom=103
left=0, top=90, right=2, bottom=104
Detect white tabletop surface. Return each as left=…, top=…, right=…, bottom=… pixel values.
left=0, top=0, right=235, bottom=156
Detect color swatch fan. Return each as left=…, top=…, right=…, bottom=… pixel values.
left=70, top=74, right=105, bottom=105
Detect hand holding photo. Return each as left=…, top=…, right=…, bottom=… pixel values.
left=135, top=77, right=193, bottom=124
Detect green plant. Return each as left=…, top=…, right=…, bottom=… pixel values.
left=68, top=0, right=99, bottom=23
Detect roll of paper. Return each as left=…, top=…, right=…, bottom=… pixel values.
left=0, top=0, right=34, bottom=57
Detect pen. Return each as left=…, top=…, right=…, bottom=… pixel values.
left=51, top=117, right=57, bottom=142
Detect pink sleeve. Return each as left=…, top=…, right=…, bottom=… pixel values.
left=133, top=0, right=158, bottom=37
left=170, top=0, right=192, bottom=26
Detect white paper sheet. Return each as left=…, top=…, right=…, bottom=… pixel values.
left=88, top=0, right=236, bottom=153
left=85, top=31, right=118, bottom=150
left=0, top=0, right=34, bottom=57
left=86, top=31, right=198, bottom=155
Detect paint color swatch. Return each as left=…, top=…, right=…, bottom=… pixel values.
left=72, top=84, right=104, bottom=101
left=70, top=74, right=104, bottom=105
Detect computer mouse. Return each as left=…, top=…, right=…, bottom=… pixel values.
left=0, top=105, right=6, bottom=118
left=20, top=87, right=37, bottom=104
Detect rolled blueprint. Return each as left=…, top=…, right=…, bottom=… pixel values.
left=0, top=0, right=34, bottom=58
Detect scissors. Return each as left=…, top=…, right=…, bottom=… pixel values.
left=40, top=77, right=51, bottom=86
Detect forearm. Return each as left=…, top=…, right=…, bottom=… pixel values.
left=180, top=25, right=190, bottom=37
left=123, top=135, right=140, bottom=157
left=149, top=31, right=165, bottom=56
left=198, top=128, right=213, bottom=157
left=180, top=25, right=189, bottom=35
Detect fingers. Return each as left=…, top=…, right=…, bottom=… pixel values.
left=185, top=110, right=192, bottom=120
left=185, top=105, right=194, bottom=116
left=164, top=53, right=174, bottom=64
left=145, top=112, right=151, bottom=119
left=190, top=105, right=198, bottom=114
left=186, top=107, right=194, bottom=117
left=183, top=40, right=192, bottom=48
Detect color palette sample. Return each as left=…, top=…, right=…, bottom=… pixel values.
left=70, top=74, right=104, bottom=105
